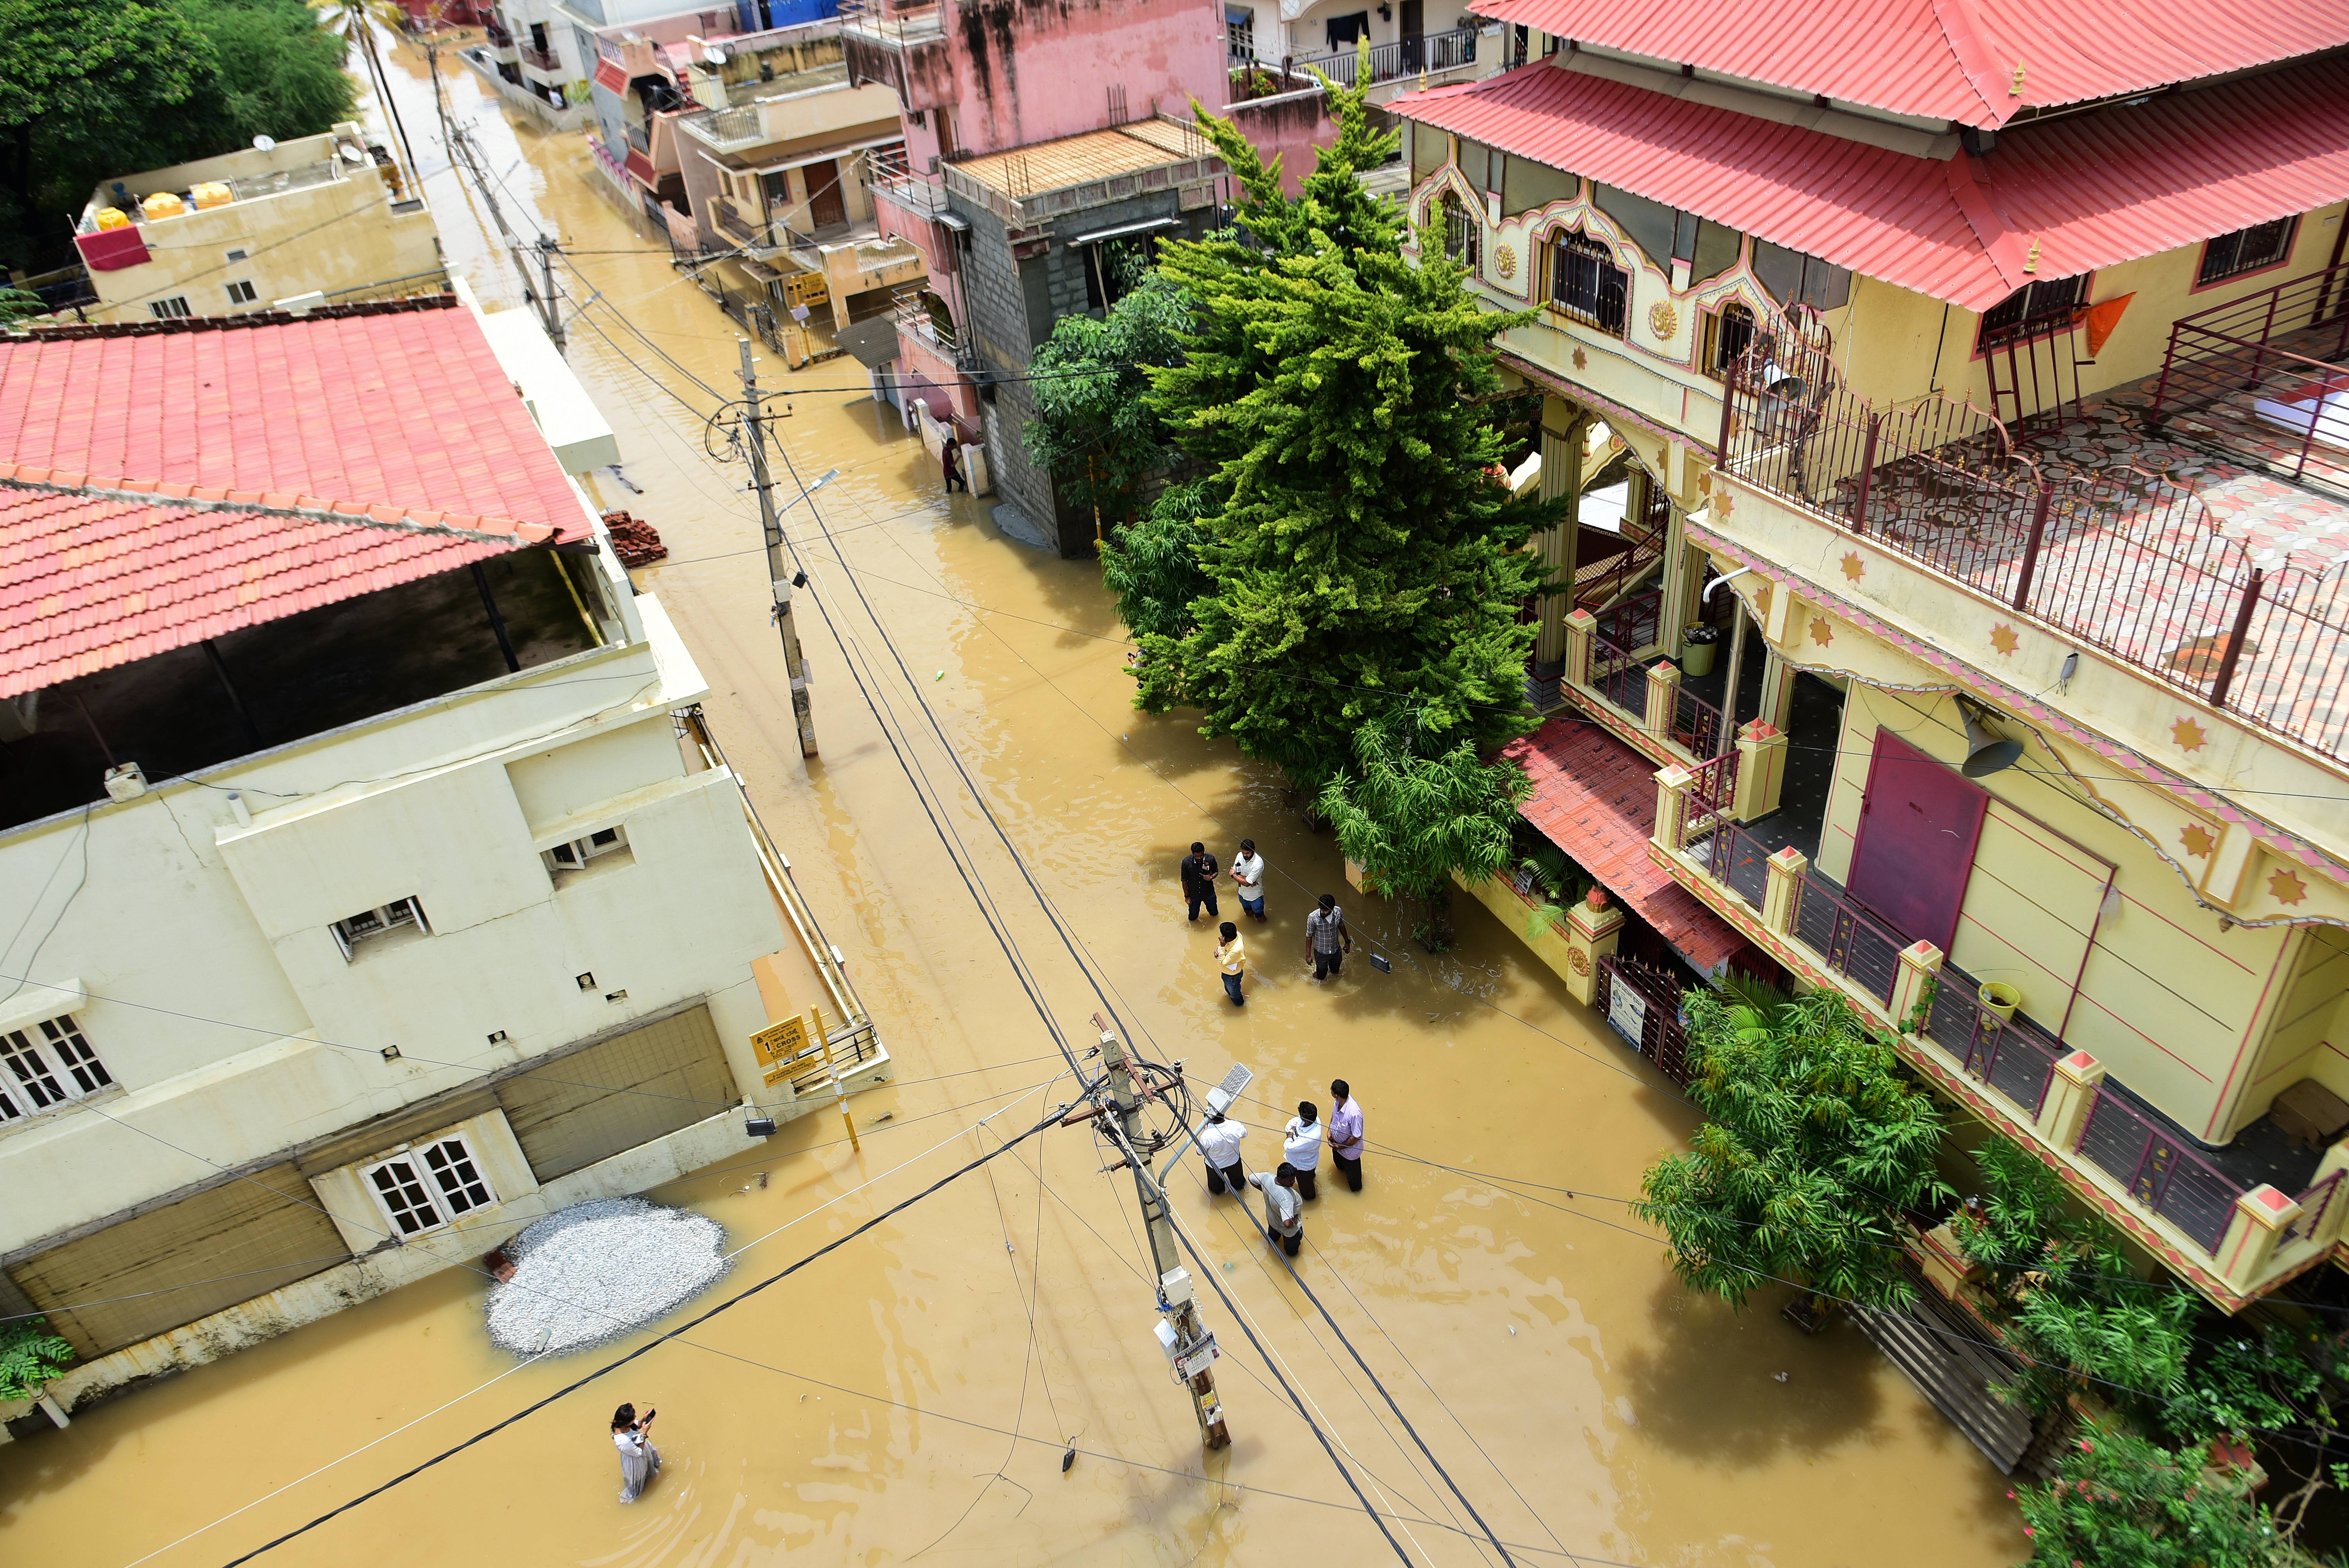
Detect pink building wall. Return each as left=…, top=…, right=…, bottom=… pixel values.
left=930, top=0, right=1228, bottom=159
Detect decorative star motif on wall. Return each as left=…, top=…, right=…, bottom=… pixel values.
left=2171, top=716, right=2208, bottom=752
left=1696, top=470, right=1713, bottom=496
left=1713, top=488, right=1735, bottom=520
left=1839, top=552, right=1865, bottom=582
left=1808, top=618, right=1834, bottom=648
left=1572, top=347, right=1588, bottom=372
left=1989, top=624, right=2019, bottom=656
left=2179, top=824, right=2215, bottom=859
left=2270, top=867, right=2309, bottom=906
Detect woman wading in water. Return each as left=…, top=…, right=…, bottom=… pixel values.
left=611, top=1403, right=660, bottom=1502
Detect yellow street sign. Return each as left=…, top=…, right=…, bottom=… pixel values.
left=750, top=1014, right=809, bottom=1067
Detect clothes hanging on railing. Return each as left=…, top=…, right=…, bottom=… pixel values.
left=1325, top=10, right=1370, bottom=50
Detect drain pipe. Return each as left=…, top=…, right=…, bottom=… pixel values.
left=1702, top=565, right=1754, bottom=604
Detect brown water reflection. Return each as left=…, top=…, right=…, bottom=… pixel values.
left=0, top=29, right=2023, bottom=1568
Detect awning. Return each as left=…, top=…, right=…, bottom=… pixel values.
left=832, top=315, right=903, bottom=369
left=1394, top=54, right=2349, bottom=311
left=593, top=59, right=629, bottom=96
left=1502, top=718, right=1746, bottom=973
left=1068, top=215, right=1180, bottom=247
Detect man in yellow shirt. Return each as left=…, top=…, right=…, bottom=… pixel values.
left=1215, top=921, right=1247, bottom=1007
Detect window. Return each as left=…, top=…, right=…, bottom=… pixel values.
left=224, top=248, right=249, bottom=264
left=1689, top=220, right=1743, bottom=285
left=225, top=280, right=258, bottom=305
left=1225, top=5, right=1254, bottom=60
left=331, top=896, right=429, bottom=960
left=148, top=296, right=192, bottom=320
left=2197, top=218, right=2296, bottom=286
left=0, top=1015, right=112, bottom=1121
left=1591, top=183, right=1679, bottom=270
left=546, top=824, right=631, bottom=876
left=1700, top=301, right=1757, bottom=380
left=1546, top=231, right=1629, bottom=337
left=1976, top=273, right=2088, bottom=347
left=1752, top=241, right=1851, bottom=312
left=1083, top=233, right=1159, bottom=310
left=364, top=1135, right=497, bottom=1237
left=1442, top=193, right=1480, bottom=271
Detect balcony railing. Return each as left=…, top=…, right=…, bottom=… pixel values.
left=1720, top=317, right=2349, bottom=764
left=483, top=19, right=513, bottom=46
left=1274, top=25, right=1482, bottom=86
left=519, top=43, right=560, bottom=71
left=1664, top=794, right=2348, bottom=1275
left=2153, top=260, right=2349, bottom=495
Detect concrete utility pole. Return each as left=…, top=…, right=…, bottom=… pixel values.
left=535, top=235, right=566, bottom=350
left=739, top=338, right=819, bottom=757
left=1089, top=1017, right=1231, bottom=1450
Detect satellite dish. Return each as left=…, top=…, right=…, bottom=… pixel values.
left=704, top=44, right=726, bottom=64
left=253, top=135, right=277, bottom=152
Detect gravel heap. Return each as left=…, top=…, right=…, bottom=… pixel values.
left=486, top=1197, right=730, bottom=1356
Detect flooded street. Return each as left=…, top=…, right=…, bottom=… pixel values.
left=0, top=36, right=2024, bottom=1568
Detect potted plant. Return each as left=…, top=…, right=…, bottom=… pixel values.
left=1680, top=623, right=1721, bottom=677
left=1980, top=980, right=2023, bottom=1022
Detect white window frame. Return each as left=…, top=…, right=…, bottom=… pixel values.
left=362, top=1134, right=497, bottom=1237
left=0, top=1014, right=113, bottom=1122
left=225, top=279, right=258, bottom=304
left=545, top=823, right=629, bottom=876
left=148, top=296, right=193, bottom=320
left=331, top=896, right=430, bottom=961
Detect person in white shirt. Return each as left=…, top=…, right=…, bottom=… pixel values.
left=1197, top=1110, right=1247, bottom=1196
left=1283, top=1101, right=1324, bottom=1201
left=1327, top=1078, right=1365, bottom=1192
left=1229, top=839, right=1267, bottom=922
left=1248, top=1164, right=1305, bottom=1256
left=611, top=1402, right=660, bottom=1502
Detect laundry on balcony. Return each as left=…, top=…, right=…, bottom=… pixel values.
left=1505, top=717, right=1746, bottom=975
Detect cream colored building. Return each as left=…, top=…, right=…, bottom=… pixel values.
left=70, top=123, right=446, bottom=323
left=0, top=290, right=881, bottom=1424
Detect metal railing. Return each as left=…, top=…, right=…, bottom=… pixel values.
left=1586, top=588, right=1661, bottom=715
left=1721, top=316, right=2349, bottom=763
left=2073, top=1086, right=2244, bottom=1254
left=483, top=19, right=513, bottom=47
left=2284, top=1169, right=2347, bottom=1248
left=1274, top=25, right=1481, bottom=86
left=1787, top=873, right=1906, bottom=1008
left=1596, top=954, right=1695, bottom=1085
left=838, top=0, right=942, bottom=45
left=519, top=43, right=561, bottom=71
left=2152, top=260, right=2349, bottom=493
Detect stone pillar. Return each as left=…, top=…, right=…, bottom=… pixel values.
left=1561, top=887, right=1624, bottom=1007
left=1891, top=939, right=1944, bottom=1035
left=1563, top=608, right=1597, bottom=692
left=1757, top=649, right=1797, bottom=732
left=2217, top=1185, right=2303, bottom=1288
left=1643, top=659, right=1681, bottom=739
left=2034, top=1049, right=2106, bottom=1150
left=1533, top=406, right=1589, bottom=669
left=1731, top=719, right=1788, bottom=822
left=1654, top=763, right=1695, bottom=854
left=1721, top=595, right=1749, bottom=727
left=1763, top=846, right=1807, bottom=933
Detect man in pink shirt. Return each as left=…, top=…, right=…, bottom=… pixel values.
left=1327, top=1078, right=1364, bottom=1192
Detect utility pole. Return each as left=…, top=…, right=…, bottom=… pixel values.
left=535, top=235, right=566, bottom=350
left=1088, top=1016, right=1231, bottom=1450
left=739, top=338, right=819, bottom=757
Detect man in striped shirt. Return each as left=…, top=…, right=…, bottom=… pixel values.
left=1305, top=893, right=1350, bottom=980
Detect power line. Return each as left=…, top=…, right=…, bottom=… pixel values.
left=210, top=1101, right=1073, bottom=1567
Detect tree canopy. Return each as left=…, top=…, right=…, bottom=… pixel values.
left=1023, top=267, right=1189, bottom=526
left=1109, top=61, right=1566, bottom=793
left=1632, top=984, right=1952, bottom=1314
left=1319, top=713, right=1528, bottom=944
left=0, top=0, right=357, bottom=271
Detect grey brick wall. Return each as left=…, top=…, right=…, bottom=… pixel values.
left=947, top=184, right=1210, bottom=556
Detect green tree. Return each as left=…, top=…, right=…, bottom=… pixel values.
left=0, top=1315, right=73, bottom=1401
left=192, top=0, right=358, bottom=150
left=1631, top=987, right=1953, bottom=1317
left=1102, top=476, right=1214, bottom=646
left=1024, top=268, right=1191, bottom=527
left=1318, top=714, right=1530, bottom=948
left=1121, top=58, right=1566, bottom=791
left=2017, top=1425, right=2308, bottom=1568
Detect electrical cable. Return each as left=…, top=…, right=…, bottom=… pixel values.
left=209, top=1101, right=1071, bottom=1567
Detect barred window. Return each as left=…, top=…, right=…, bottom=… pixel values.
left=0, top=1015, right=112, bottom=1121
left=1701, top=301, right=1757, bottom=380
left=2197, top=219, right=2296, bottom=286
left=1547, top=232, right=1627, bottom=337
left=1977, top=274, right=2088, bottom=347
left=1442, top=194, right=1481, bottom=271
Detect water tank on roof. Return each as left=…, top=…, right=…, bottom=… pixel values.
left=141, top=191, right=187, bottom=220
left=191, top=181, right=233, bottom=210
left=93, top=206, right=131, bottom=230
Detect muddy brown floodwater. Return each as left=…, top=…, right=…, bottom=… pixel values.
left=0, top=33, right=2027, bottom=1568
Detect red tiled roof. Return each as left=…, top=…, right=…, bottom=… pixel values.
left=1503, top=717, right=1746, bottom=972
left=1396, top=56, right=2349, bottom=311
left=1470, top=0, right=2349, bottom=127
left=0, top=473, right=555, bottom=699
left=0, top=301, right=590, bottom=533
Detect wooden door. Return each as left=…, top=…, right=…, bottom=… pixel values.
left=807, top=160, right=847, bottom=230
left=1845, top=728, right=1987, bottom=954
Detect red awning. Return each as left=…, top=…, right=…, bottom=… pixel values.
left=1503, top=718, right=1747, bottom=973
left=1469, top=0, right=2349, bottom=127
left=593, top=58, right=629, bottom=96
left=625, top=147, right=657, bottom=188
left=1395, top=55, right=2349, bottom=311
left=74, top=226, right=151, bottom=272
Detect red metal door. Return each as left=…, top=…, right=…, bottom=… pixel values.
left=1845, top=729, right=1987, bottom=955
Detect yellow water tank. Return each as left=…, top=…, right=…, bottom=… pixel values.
left=93, top=206, right=131, bottom=230
left=140, top=191, right=188, bottom=220
left=190, top=181, right=233, bottom=210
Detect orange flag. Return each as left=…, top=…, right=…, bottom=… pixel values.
left=2077, top=292, right=2135, bottom=357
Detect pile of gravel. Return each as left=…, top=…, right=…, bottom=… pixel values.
left=485, top=1197, right=731, bottom=1356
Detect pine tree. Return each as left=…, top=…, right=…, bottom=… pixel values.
left=1116, top=61, right=1567, bottom=791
